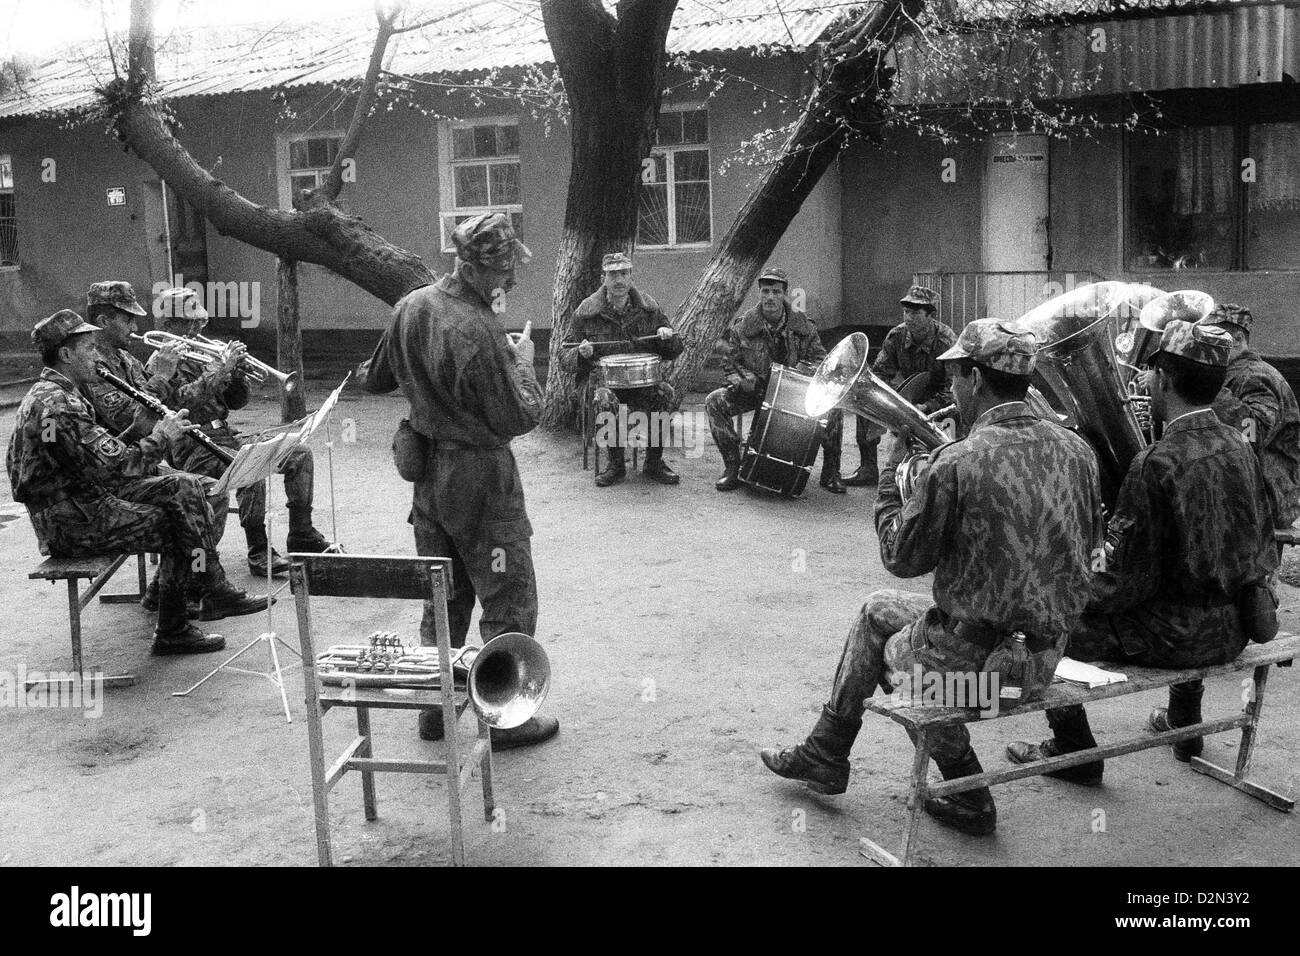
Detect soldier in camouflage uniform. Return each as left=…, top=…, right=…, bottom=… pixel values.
left=6, top=311, right=235, bottom=654
left=358, top=212, right=557, bottom=751
left=1206, top=305, right=1300, bottom=547
left=556, top=252, right=683, bottom=487
left=842, top=286, right=957, bottom=488
left=1010, top=320, right=1278, bottom=777
left=705, top=267, right=845, bottom=493
left=762, top=319, right=1104, bottom=836
left=144, top=287, right=330, bottom=577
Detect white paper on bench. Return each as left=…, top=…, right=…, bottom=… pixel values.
left=1055, top=657, right=1128, bottom=689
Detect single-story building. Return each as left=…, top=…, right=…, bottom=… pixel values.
left=1, top=0, right=1296, bottom=383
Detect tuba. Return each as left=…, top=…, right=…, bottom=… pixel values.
left=460, top=632, right=551, bottom=729
left=1016, top=281, right=1162, bottom=507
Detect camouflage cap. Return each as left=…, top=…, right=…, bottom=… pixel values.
left=1204, top=302, right=1253, bottom=334
left=758, top=266, right=789, bottom=286
left=156, top=287, right=209, bottom=323
left=938, top=318, right=1038, bottom=375
left=899, top=285, right=939, bottom=311
left=452, top=213, right=532, bottom=269
left=32, top=310, right=100, bottom=352
left=602, top=252, right=633, bottom=271
left=1152, top=319, right=1232, bottom=368
left=86, top=280, right=147, bottom=317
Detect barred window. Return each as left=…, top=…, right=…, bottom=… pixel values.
left=0, top=154, right=16, bottom=268
left=638, top=109, right=712, bottom=249
left=285, top=134, right=343, bottom=208
left=439, top=119, right=522, bottom=252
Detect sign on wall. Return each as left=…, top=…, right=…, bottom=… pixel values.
left=106, top=187, right=126, bottom=206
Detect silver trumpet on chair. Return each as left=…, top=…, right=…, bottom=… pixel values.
left=133, top=330, right=299, bottom=393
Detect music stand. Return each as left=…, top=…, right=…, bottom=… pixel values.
left=172, top=377, right=350, bottom=720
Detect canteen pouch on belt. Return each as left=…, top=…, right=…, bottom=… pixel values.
left=392, top=419, right=429, bottom=482
left=1239, top=579, right=1279, bottom=645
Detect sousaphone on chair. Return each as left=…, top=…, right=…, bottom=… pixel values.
left=290, top=552, right=550, bottom=866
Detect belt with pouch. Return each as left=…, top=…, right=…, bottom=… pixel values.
left=953, top=620, right=1054, bottom=654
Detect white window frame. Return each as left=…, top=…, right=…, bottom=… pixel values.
left=437, top=116, right=523, bottom=254
left=638, top=104, right=713, bottom=251
left=0, top=153, right=16, bottom=271
left=275, top=130, right=346, bottom=211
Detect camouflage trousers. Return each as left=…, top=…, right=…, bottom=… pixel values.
left=411, top=444, right=538, bottom=649
left=177, top=438, right=314, bottom=531
left=704, top=384, right=843, bottom=464
left=826, top=588, right=992, bottom=765
left=31, top=474, right=217, bottom=601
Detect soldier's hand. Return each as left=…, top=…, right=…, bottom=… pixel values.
left=510, top=321, right=535, bottom=367
left=130, top=404, right=160, bottom=437
left=220, top=341, right=247, bottom=373
left=578, top=339, right=594, bottom=359
left=153, top=408, right=192, bottom=445
left=153, top=343, right=182, bottom=379
left=656, top=326, right=675, bottom=341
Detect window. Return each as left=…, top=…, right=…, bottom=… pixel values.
left=278, top=133, right=343, bottom=210
left=438, top=119, right=522, bottom=252
left=638, top=108, right=712, bottom=249
left=0, top=153, right=15, bottom=268
left=1245, top=122, right=1300, bottom=271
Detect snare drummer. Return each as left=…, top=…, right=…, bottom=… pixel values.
left=706, top=267, right=844, bottom=493
left=556, top=252, right=683, bottom=487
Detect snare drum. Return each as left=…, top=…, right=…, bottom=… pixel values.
left=596, top=353, right=663, bottom=390
left=739, top=366, right=827, bottom=498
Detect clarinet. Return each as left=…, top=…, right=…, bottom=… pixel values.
left=93, top=363, right=236, bottom=465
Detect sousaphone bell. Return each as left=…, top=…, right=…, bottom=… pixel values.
left=461, top=632, right=551, bottom=729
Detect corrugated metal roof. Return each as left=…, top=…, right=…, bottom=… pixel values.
left=892, top=3, right=1299, bottom=102
left=0, top=0, right=857, bottom=119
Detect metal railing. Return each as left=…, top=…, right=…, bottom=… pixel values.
left=913, top=270, right=1106, bottom=330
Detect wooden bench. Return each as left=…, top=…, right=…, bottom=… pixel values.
left=28, top=553, right=149, bottom=688
left=859, top=632, right=1299, bottom=867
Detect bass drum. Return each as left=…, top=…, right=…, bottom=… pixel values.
left=740, top=366, right=827, bottom=498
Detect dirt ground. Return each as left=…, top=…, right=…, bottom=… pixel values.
left=1, top=386, right=1297, bottom=867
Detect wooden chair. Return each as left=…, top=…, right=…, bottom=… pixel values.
left=289, top=553, right=494, bottom=866
left=860, top=633, right=1298, bottom=867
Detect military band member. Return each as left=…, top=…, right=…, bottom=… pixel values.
left=842, top=285, right=956, bottom=488
left=1009, top=321, right=1278, bottom=777
left=5, top=311, right=240, bottom=654
left=556, top=252, right=683, bottom=487
left=762, top=320, right=1103, bottom=835
left=146, top=287, right=331, bottom=577
left=358, top=212, right=557, bottom=751
left=1206, top=304, right=1300, bottom=552
left=706, top=267, right=844, bottom=493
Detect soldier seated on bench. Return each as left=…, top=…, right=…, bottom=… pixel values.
left=760, top=320, right=1104, bottom=837
left=5, top=311, right=266, bottom=656
left=1009, top=321, right=1279, bottom=779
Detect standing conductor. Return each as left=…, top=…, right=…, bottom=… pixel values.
left=358, top=213, right=557, bottom=750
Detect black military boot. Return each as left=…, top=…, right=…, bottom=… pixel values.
left=1149, top=680, right=1205, bottom=762
left=760, top=705, right=860, bottom=795
left=923, top=747, right=997, bottom=836
left=819, top=449, right=846, bottom=494
left=245, top=522, right=291, bottom=577
left=641, top=446, right=679, bottom=485
left=197, top=554, right=272, bottom=621
left=595, top=446, right=627, bottom=487
left=842, top=437, right=880, bottom=487
left=285, top=507, right=332, bottom=553
left=152, top=587, right=225, bottom=655
left=141, top=570, right=200, bottom=618
left=715, top=446, right=742, bottom=492
left=1007, top=705, right=1104, bottom=785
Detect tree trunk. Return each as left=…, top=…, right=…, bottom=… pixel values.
left=538, top=0, right=678, bottom=430
left=666, top=0, right=919, bottom=399
left=277, top=257, right=307, bottom=423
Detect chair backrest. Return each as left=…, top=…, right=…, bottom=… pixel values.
left=288, top=553, right=453, bottom=600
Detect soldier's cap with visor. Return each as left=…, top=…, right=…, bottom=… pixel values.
left=602, top=252, right=633, bottom=272
left=899, top=285, right=940, bottom=312
left=938, top=318, right=1038, bottom=376
left=758, top=266, right=789, bottom=288
left=86, top=281, right=147, bottom=317
left=1203, top=302, right=1253, bottom=336
left=32, top=310, right=101, bottom=353
left=1150, top=318, right=1232, bottom=368
left=157, top=287, right=210, bottom=325
left=451, top=213, right=532, bottom=270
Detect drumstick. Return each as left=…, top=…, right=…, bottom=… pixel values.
left=560, top=335, right=660, bottom=347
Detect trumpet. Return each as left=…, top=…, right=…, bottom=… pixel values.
left=133, top=331, right=298, bottom=392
